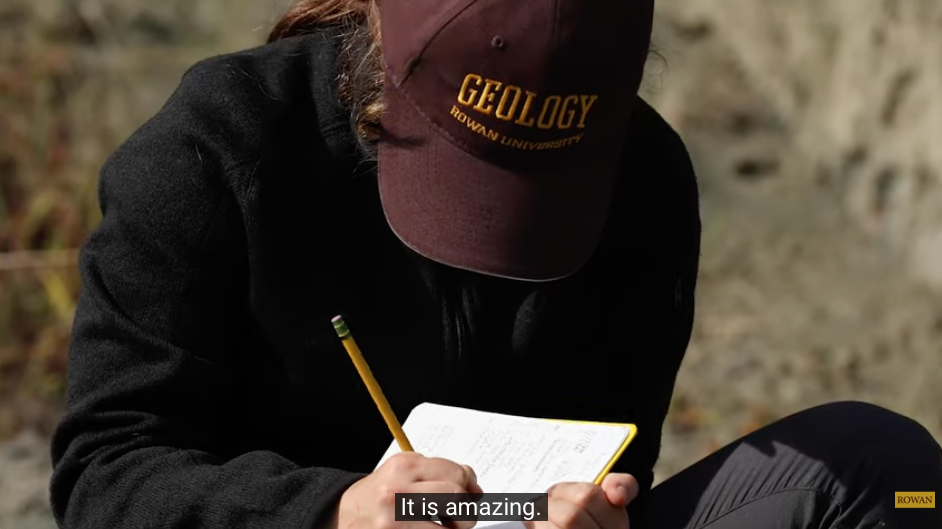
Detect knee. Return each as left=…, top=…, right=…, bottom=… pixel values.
left=809, top=401, right=934, bottom=442
left=791, top=401, right=941, bottom=478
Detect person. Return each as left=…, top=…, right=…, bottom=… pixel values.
left=49, top=0, right=942, bottom=527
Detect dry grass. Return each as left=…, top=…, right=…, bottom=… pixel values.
left=0, top=0, right=273, bottom=442
left=0, top=5, right=97, bottom=440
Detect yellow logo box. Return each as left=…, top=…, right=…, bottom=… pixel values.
left=895, top=492, right=935, bottom=508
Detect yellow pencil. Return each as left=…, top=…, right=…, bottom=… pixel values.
left=331, top=315, right=414, bottom=452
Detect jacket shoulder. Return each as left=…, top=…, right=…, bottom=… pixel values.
left=622, top=97, right=700, bottom=229
left=628, top=97, right=697, bottom=190
left=186, top=31, right=341, bottom=98
left=156, top=30, right=350, bottom=157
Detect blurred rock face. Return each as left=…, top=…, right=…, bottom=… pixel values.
left=644, top=0, right=942, bottom=482
left=649, top=0, right=942, bottom=291
left=0, top=431, right=56, bottom=529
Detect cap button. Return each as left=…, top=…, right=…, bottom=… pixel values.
left=490, top=36, right=506, bottom=50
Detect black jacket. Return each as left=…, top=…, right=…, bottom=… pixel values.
left=49, top=28, right=701, bottom=529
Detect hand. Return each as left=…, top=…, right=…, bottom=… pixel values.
left=527, top=474, right=639, bottom=529
left=332, top=452, right=483, bottom=529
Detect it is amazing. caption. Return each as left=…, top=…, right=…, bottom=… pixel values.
left=395, top=493, right=550, bottom=522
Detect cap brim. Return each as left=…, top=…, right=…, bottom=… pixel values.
left=378, top=84, right=622, bottom=282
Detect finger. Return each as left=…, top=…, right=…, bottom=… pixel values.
left=549, top=483, right=625, bottom=529
left=522, top=519, right=565, bottom=529
left=600, top=474, right=639, bottom=508
left=382, top=452, right=430, bottom=481
left=544, top=496, right=601, bottom=529
left=407, top=481, right=479, bottom=529
left=407, top=480, right=476, bottom=494
left=415, top=457, right=479, bottom=489
left=382, top=453, right=475, bottom=488
left=548, top=482, right=607, bottom=513
left=462, top=465, right=483, bottom=494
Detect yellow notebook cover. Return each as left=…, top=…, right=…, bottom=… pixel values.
left=546, top=417, right=639, bottom=484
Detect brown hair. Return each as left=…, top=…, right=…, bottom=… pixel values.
left=269, top=0, right=385, bottom=157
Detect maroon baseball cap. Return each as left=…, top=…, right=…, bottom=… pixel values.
left=378, top=0, right=655, bottom=281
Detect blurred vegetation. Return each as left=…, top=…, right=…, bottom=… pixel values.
left=1, top=4, right=97, bottom=441
left=0, top=0, right=273, bottom=442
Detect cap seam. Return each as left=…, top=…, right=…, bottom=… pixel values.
left=551, top=0, right=560, bottom=48
left=392, top=0, right=482, bottom=87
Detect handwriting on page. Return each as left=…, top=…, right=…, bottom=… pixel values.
left=375, top=404, right=631, bottom=494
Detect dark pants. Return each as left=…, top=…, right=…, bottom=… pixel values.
left=629, top=402, right=942, bottom=528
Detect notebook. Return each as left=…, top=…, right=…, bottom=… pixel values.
left=374, top=403, right=637, bottom=528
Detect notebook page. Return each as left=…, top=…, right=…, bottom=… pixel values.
left=374, top=403, right=631, bottom=494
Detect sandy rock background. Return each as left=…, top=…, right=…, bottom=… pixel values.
left=1, top=0, right=940, bottom=525
left=645, top=0, right=942, bottom=480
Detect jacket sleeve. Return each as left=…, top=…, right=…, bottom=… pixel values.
left=49, top=58, right=363, bottom=529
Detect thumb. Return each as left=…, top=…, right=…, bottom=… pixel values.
left=600, top=473, right=639, bottom=507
